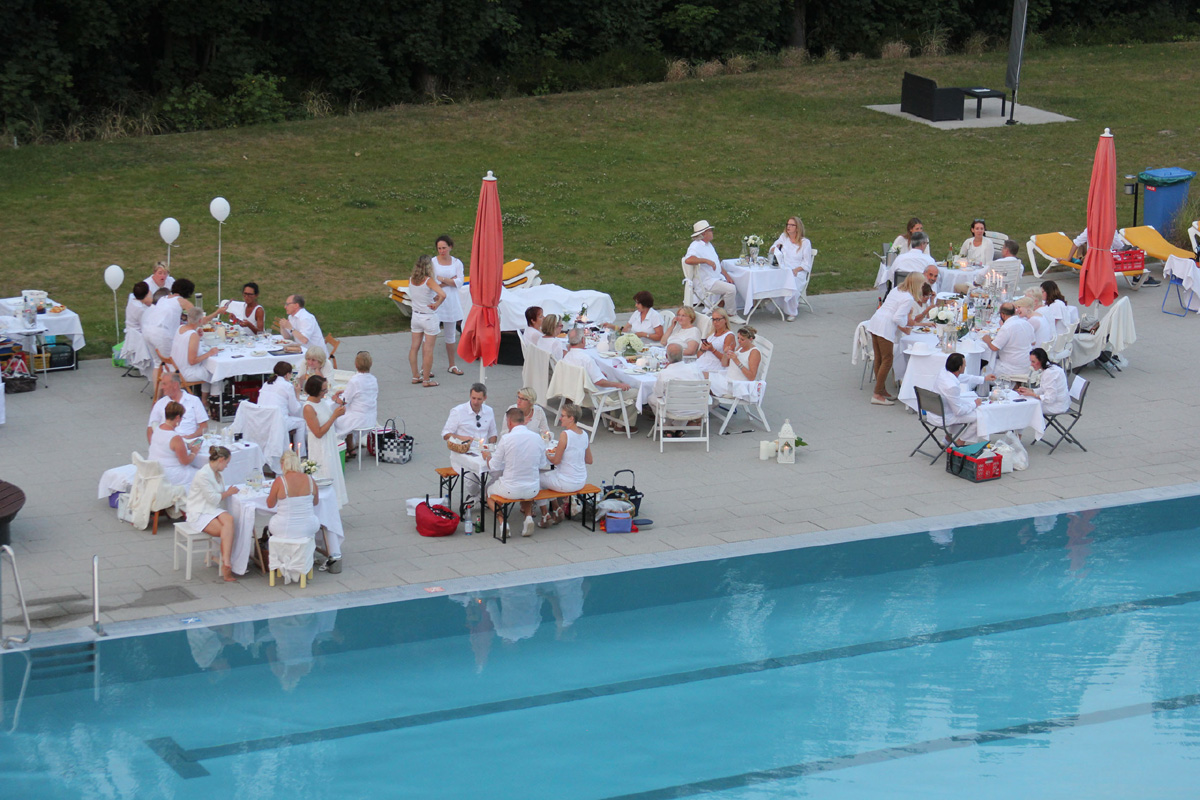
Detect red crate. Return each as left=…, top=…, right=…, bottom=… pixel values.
left=945, top=446, right=1002, bottom=482
left=1112, top=249, right=1146, bottom=275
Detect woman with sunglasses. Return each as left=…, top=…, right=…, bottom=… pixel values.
left=959, top=219, right=994, bottom=266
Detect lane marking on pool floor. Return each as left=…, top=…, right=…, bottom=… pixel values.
left=146, top=588, right=1200, bottom=778
left=600, top=693, right=1200, bottom=800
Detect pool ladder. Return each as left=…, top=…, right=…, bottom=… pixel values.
left=1, top=544, right=31, bottom=649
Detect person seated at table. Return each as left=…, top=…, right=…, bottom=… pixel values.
left=652, top=348, right=704, bottom=435
left=771, top=216, right=814, bottom=321
left=333, top=350, right=379, bottom=454
left=685, top=220, right=746, bottom=324
left=1016, top=347, right=1070, bottom=415
left=959, top=219, right=995, bottom=266
left=936, top=353, right=985, bottom=446
left=442, top=382, right=499, bottom=504
left=144, top=261, right=174, bottom=293
left=923, top=263, right=940, bottom=293
left=294, top=345, right=334, bottom=398
left=604, top=291, right=664, bottom=342
left=148, top=373, right=209, bottom=442
left=893, top=232, right=937, bottom=280
left=125, top=281, right=153, bottom=334
left=561, top=329, right=638, bottom=433
left=1013, top=297, right=1054, bottom=347
left=989, top=240, right=1024, bottom=291
left=266, top=447, right=323, bottom=578
left=707, top=325, right=763, bottom=401
left=538, top=402, right=592, bottom=529
left=1037, top=280, right=1072, bottom=336
left=278, top=294, right=328, bottom=353
left=407, top=254, right=447, bottom=387
left=537, top=314, right=567, bottom=360
left=867, top=272, right=929, bottom=406
left=483, top=407, right=549, bottom=538
left=523, top=306, right=545, bottom=347
left=303, top=375, right=348, bottom=509
left=891, top=217, right=923, bottom=255
left=983, top=302, right=1036, bottom=380
left=123, top=281, right=155, bottom=376
left=171, top=307, right=220, bottom=408
left=149, top=401, right=203, bottom=488
left=694, top=307, right=734, bottom=374
left=661, top=306, right=703, bottom=358
left=506, top=387, right=550, bottom=439
left=186, top=445, right=241, bottom=582
left=222, top=282, right=265, bottom=334
left=257, top=361, right=305, bottom=447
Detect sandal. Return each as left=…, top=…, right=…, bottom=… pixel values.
left=447, top=366, right=464, bottom=376
left=412, top=376, right=424, bottom=384
left=423, top=379, right=439, bottom=388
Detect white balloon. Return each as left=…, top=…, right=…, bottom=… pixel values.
left=159, top=217, right=180, bottom=245
left=104, top=264, right=124, bottom=291
left=210, top=196, right=230, bottom=223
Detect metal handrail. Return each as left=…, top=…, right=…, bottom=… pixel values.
left=92, top=555, right=106, bottom=637
left=1, top=544, right=32, bottom=648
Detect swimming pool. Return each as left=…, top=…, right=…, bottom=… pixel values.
left=3, top=495, right=1199, bottom=798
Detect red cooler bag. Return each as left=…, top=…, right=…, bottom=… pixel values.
left=416, top=496, right=459, bottom=537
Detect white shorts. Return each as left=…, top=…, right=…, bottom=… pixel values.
left=491, top=477, right=540, bottom=502
left=412, top=312, right=440, bottom=337
left=442, top=321, right=459, bottom=344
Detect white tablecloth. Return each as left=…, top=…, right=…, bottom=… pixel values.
left=585, top=348, right=658, bottom=412
left=721, top=260, right=798, bottom=316
left=459, top=284, right=616, bottom=332
left=203, top=335, right=305, bottom=383
left=227, top=483, right=343, bottom=576
left=0, top=298, right=85, bottom=350
left=977, top=396, right=1045, bottom=440
left=96, top=439, right=263, bottom=499
left=897, top=337, right=988, bottom=406
left=872, top=264, right=986, bottom=294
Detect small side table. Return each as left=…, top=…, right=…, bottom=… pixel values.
left=961, top=87, right=1007, bottom=119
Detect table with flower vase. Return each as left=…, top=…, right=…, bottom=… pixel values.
left=226, top=481, right=343, bottom=576
left=583, top=344, right=662, bottom=413
left=873, top=263, right=987, bottom=294
left=721, top=259, right=797, bottom=317
left=894, top=323, right=988, bottom=384
left=896, top=336, right=989, bottom=409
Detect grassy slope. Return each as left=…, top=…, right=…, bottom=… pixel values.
left=1, top=42, right=1197, bottom=358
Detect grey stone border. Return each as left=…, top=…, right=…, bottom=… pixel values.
left=15, top=481, right=1200, bottom=652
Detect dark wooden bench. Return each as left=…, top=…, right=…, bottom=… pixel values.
left=0, top=481, right=27, bottom=547
left=435, top=466, right=489, bottom=520
left=489, top=484, right=602, bottom=543
left=900, top=72, right=964, bottom=122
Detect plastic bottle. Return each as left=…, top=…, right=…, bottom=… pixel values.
left=463, top=504, right=473, bottom=536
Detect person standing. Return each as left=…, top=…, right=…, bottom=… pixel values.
left=431, top=235, right=466, bottom=377
left=407, top=255, right=447, bottom=387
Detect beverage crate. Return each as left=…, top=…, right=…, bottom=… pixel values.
left=945, top=446, right=1002, bottom=482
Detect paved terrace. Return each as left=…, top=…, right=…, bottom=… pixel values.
left=3, top=272, right=1198, bottom=639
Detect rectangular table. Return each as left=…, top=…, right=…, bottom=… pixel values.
left=721, top=260, right=797, bottom=317
left=961, top=87, right=1007, bottom=119
left=227, top=483, right=343, bottom=576
left=0, top=298, right=86, bottom=352
left=202, top=334, right=306, bottom=383
left=977, top=394, right=1044, bottom=440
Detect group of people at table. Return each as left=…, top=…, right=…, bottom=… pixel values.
left=869, top=221, right=1077, bottom=449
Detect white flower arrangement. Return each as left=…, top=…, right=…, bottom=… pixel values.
left=301, top=458, right=319, bottom=475
left=614, top=332, right=644, bottom=356
left=743, top=234, right=764, bottom=247
left=932, top=307, right=957, bottom=324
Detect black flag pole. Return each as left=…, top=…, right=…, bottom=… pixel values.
left=1005, top=0, right=1028, bottom=125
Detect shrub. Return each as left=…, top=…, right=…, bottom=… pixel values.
left=301, top=90, right=335, bottom=119
left=696, top=60, right=726, bottom=78
left=227, top=73, right=291, bottom=127
left=822, top=47, right=841, bottom=63
left=665, top=59, right=691, bottom=82
left=160, top=83, right=221, bottom=132
left=725, top=54, right=753, bottom=74
left=963, top=32, right=991, bottom=56
left=780, top=47, right=809, bottom=67
left=919, top=27, right=950, bottom=57
left=880, top=41, right=911, bottom=59
left=848, top=52, right=865, bottom=60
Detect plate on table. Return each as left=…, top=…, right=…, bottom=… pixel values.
left=314, top=477, right=333, bottom=487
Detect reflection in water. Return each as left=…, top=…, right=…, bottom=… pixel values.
left=450, top=578, right=589, bottom=670
left=1066, top=510, right=1096, bottom=577
left=716, top=569, right=776, bottom=662
left=268, top=611, right=338, bottom=691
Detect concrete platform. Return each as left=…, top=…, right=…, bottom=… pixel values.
left=2, top=264, right=1197, bottom=641
left=866, top=101, right=1075, bottom=129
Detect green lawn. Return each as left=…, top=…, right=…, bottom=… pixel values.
left=2, top=42, right=1197, bottom=358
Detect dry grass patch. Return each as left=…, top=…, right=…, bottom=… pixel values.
left=881, top=41, right=911, bottom=60
left=665, top=59, right=691, bottom=82
left=696, top=60, right=726, bottom=79
left=780, top=47, right=809, bottom=68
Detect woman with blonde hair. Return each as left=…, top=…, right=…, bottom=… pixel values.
left=866, top=272, right=929, bottom=405
left=538, top=401, right=592, bottom=528
left=186, top=446, right=241, bottom=582
left=334, top=350, right=380, bottom=454
left=508, top=387, right=550, bottom=438
left=294, top=345, right=332, bottom=399
left=408, top=255, right=446, bottom=387
left=537, top=314, right=567, bottom=360
left=661, top=306, right=702, bottom=358
left=771, top=216, right=814, bottom=321
left=695, top=307, right=735, bottom=374
left=266, top=447, right=322, bottom=579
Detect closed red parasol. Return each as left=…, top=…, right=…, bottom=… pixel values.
left=1078, top=128, right=1120, bottom=307
left=457, top=171, right=504, bottom=373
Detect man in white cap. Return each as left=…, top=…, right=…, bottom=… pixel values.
left=684, top=220, right=746, bottom=324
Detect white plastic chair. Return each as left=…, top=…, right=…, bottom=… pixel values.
left=851, top=321, right=874, bottom=390
left=652, top=379, right=710, bottom=451
left=545, top=360, right=632, bottom=441
left=129, top=452, right=187, bottom=534
left=520, top=338, right=554, bottom=414
left=681, top=257, right=719, bottom=314
left=710, top=336, right=773, bottom=434
left=173, top=520, right=217, bottom=580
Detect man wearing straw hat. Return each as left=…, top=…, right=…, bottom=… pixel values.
left=684, top=220, right=746, bottom=324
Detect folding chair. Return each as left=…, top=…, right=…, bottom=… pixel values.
left=681, top=258, right=719, bottom=315
left=545, top=360, right=632, bottom=441
left=1161, top=255, right=1199, bottom=317
left=911, top=386, right=967, bottom=465
left=710, top=336, right=773, bottom=434
left=153, top=350, right=203, bottom=401
left=651, top=380, right=710, bottom=452
left=1040, top=375, right=1088, bottom=454
left=1189, top=220, right=1199, bottom=255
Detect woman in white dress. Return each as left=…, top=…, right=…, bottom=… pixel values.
left=303, top=375, right=348, bottom=508
left=148, top=401, right=203, bottom=487
left=266, top=448, right=324, bottom=579
left=708, top=326, right=763, bottom=400
left=185, top=445, right=241, bottom=582
left=258, top=361, right=306, bottom=447
left=891, top=217, right=923, bottom=255
left=1038, top=280, right=1072, bottom=336
left=408, top=254, right=447, bottom=387
left=959, top=218, right=995, bottom=266
left=293, top=346, right=333, bottom=400
left=539, top=402, right=592, bottom=527
left=171, top=308, right=219, bottom=407
left=661, top=306, right=703, bottom=358
left=1014, top=297, right=1054, bottom=347
left=694, top=307, right=735, bottom=374
left=771, top=216, right=814, bottom=321
left=537, top=314, right=567, bottom=360
left=333, top=350, right=379, bottom=453
left=604, top=291, right=664, bottom=342
left=507, top=387, right=550, bottom=439
left=432, top=235, right=466, bottom=377
left=1018, top=348, right=1071, bottom=415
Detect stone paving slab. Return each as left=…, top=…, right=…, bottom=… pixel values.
left=3, top=268, right=1199, bottom=636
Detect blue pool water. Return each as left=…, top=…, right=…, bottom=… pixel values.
left=3, top=496, right=1200, bottom=798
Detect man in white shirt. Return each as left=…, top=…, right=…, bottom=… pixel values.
left=144, top=262, right=174, bottom=293
left=983, top=303, right=1036, bottom=379
left=147, top=374, right=210, bottom=442
left=561, top=330, right=639, bottom=433
left=652, top=349, right=703, bottom=406
left=935, top=353, right=986, bottom=445
left=893, top=231, right=937, bottom=278
left=484, top=407, right=549, bottom=537
left=442, top=382, right=499, bottom=503
left=684, top=220, right=746, bottom=324
left=989, top=239, right=1024, bottom=293
left=279, top=295, right=328, bottom=353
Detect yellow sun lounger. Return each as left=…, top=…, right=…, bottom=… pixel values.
left=384, top=259, right=540, bottom=315
left=1120, top=225, right=1194, bottom=262
left=1026, top=232, right=1076, bottom=278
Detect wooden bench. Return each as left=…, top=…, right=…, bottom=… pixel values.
left=0, top=480, right=27, bottom=547
left=435, top=466, right=489, bottom=519
left=489, top=484, right=602, bottom=543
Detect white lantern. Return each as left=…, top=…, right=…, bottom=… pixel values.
left=776, top=419, right=797, bottom=464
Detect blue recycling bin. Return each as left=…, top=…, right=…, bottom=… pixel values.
left=1139, top=167, right=1195, bottom=233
